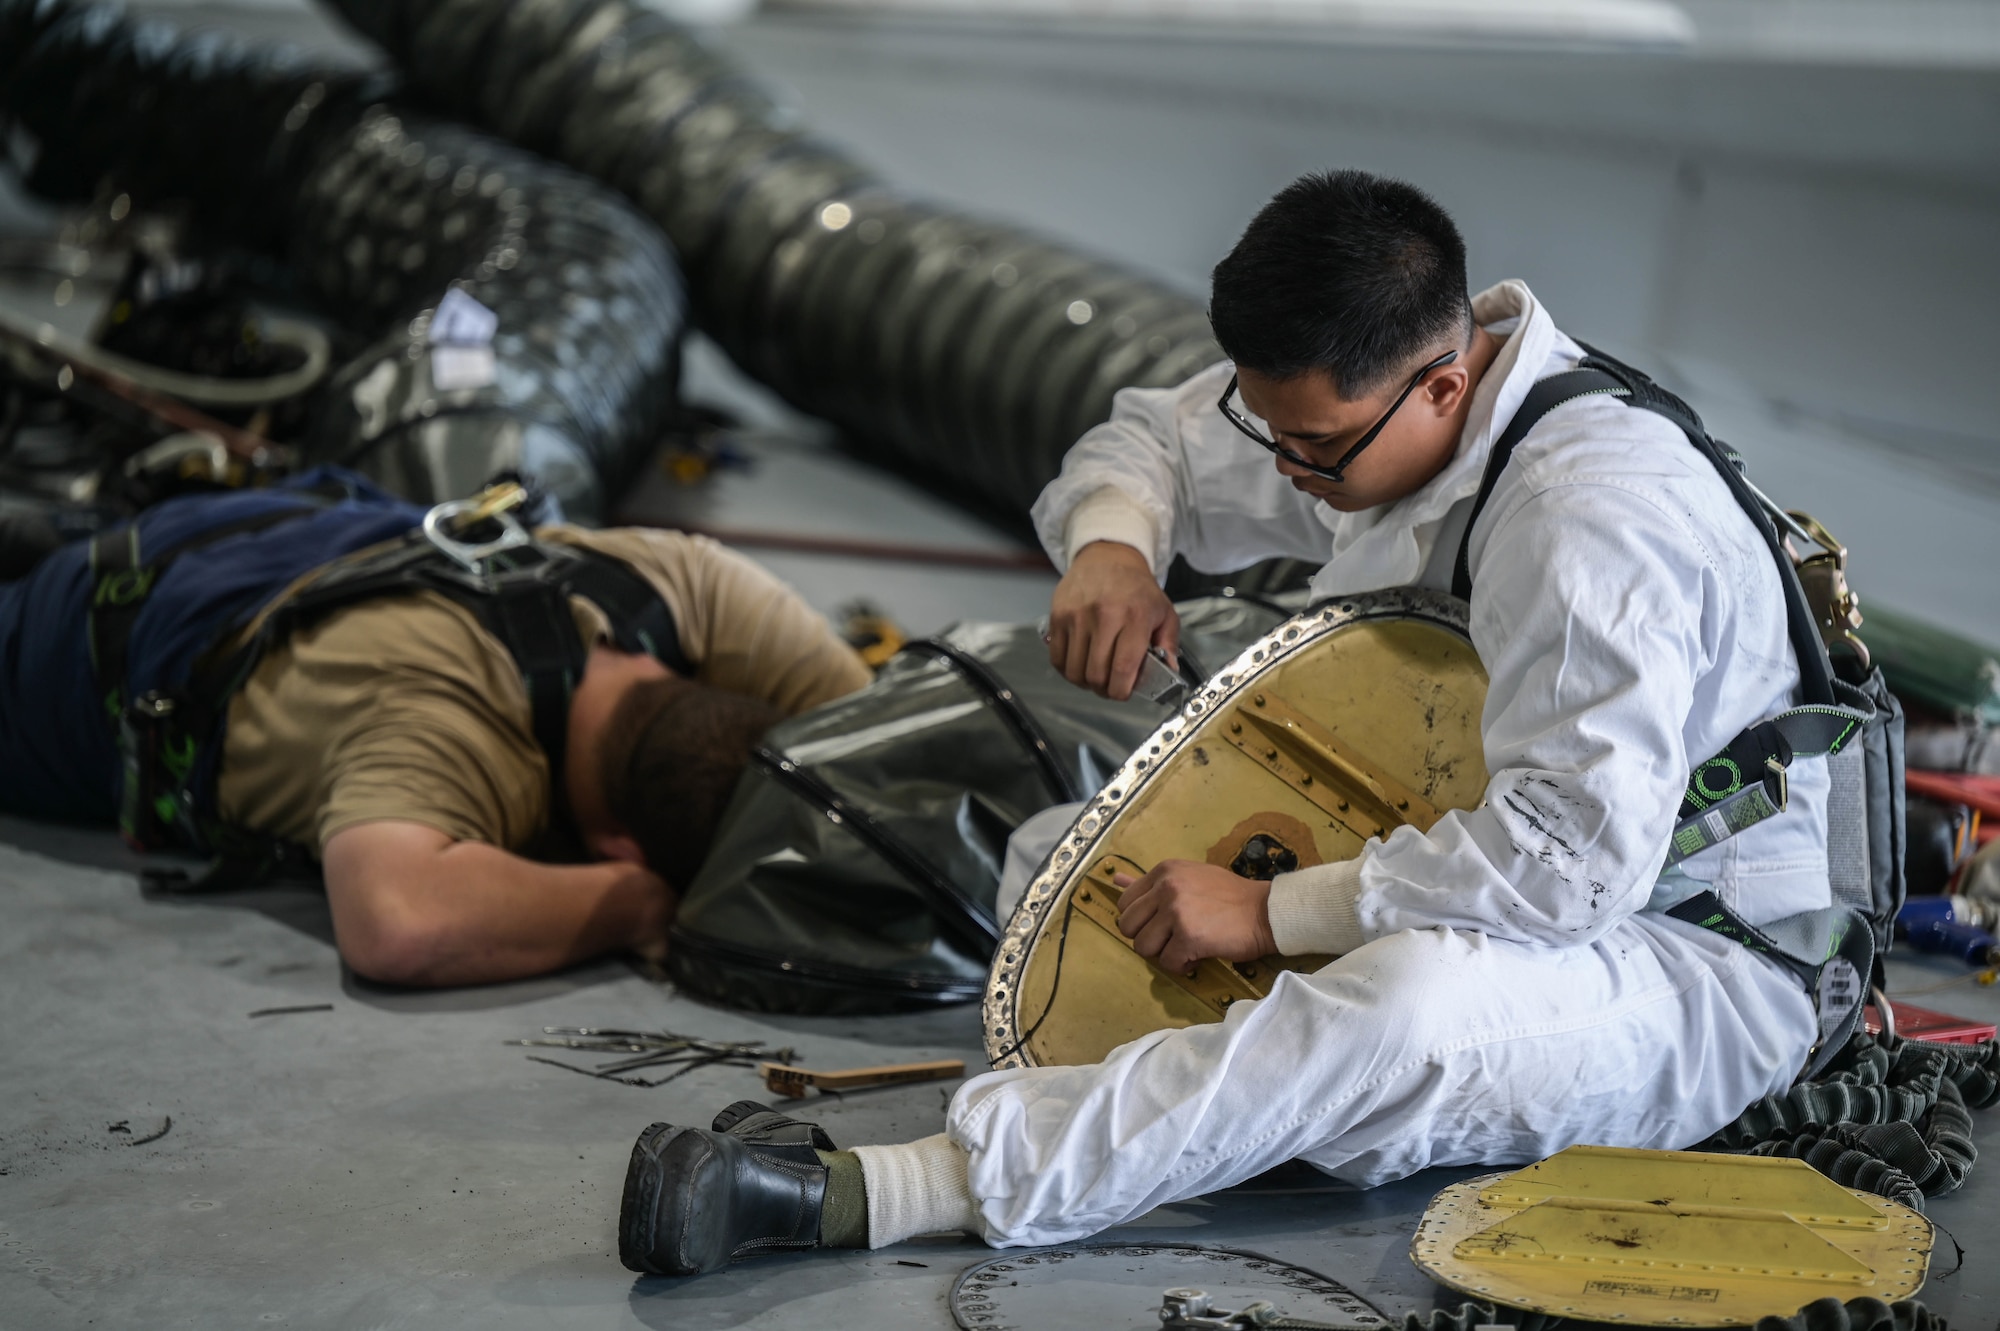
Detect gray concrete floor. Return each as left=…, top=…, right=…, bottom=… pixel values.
left=11, top=814, right=2000, bottom=1329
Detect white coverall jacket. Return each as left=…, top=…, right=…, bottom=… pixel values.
left=946, top=280, right=1824, bottom=1247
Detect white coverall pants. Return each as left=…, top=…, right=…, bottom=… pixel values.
left=946, top=912, right=1815, bottom=1248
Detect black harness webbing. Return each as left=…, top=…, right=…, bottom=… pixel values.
left=94, top=515, right=687, bottom=863
left=195, top=534, right=691, bottom=817
left=1450, top=348, right=1875, bottom=1077
left=1449, top=353, right=1870, bottom=858
left=1452, top=355, right=1837, bottom=708
left=87, top=500, right=339, bottom=725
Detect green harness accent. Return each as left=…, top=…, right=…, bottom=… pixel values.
left=87, top=506, right=334, bottom=848
left=1666, top=706, right=1864, bottom=866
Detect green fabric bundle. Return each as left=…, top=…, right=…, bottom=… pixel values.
left=1861, top=602, right=2000, bottom=722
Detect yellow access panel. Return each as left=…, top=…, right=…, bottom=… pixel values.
left=1412, top=1145, right=1933, bottom=1325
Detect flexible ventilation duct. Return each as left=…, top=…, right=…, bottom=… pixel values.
left=0, top=0, right=686, bottom=521
left=325, top=0, right=1223, bottom=521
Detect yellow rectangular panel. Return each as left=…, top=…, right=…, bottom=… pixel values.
left=1456, top=1197, right=1874, bottom=1281
left=1479, top=1145, right=1887, bottom=1228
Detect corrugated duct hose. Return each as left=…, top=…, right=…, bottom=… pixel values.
left=1407, top=1298, right=1945, bottom=1331
left=1700, top=1031, right=1999, bottom=1212
left=0, top=0, right=685, bottom=522
left=320, top=0, right=1222, bottom=522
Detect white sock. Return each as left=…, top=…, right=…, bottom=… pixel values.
left=851, top=1134, right=980, bottom=1247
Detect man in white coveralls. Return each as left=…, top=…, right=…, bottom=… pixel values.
left=614, top=169, right=1828, bottom=1274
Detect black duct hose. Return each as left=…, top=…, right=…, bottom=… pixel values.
left=1739, top=1059, right=1976, bottom=1210
left=1709, top=1075, right=1946, bottom=1152
left=1747, top=1126, right=1930, bottom=1212
left=1703, top=1032, right=1994, bottom=1203
left=321, top=0, right=1222, bottom=524
left=298, top=106, right=685, bottom=518
left=1761, top=1299, right=1949, bottom=1331
left=1405, top=1298, right=1944, bottom=1331
left=0, top=0, right=685, bottom=522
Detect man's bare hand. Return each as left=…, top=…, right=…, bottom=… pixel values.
left=1114, top=859, right=1276, bottom=976
left=1047, top=541, right=1180, bottom=701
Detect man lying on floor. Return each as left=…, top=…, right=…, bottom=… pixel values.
left=0, top=472, right=871, bottom=986
left=614, top=170, right=1830, bottom=1272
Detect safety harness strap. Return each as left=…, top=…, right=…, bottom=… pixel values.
left=1449, top=366, right=1625, bottom=603
left=557, top=553, right=688, bottom=670
left=1455, top=353, right=1838, bottom=706
left=1666, top=888, right=1873, bottom=1080
left=195, top=534, right=691, bottom=817
left=478, top=569, right=589, bottom=791
left=1666, top=705, right=1869, bottom=866
left=95, top=501, right=688, bottom=864
left=1450, top=349, right=1879, bottom=1077
left=87, top=501, right=332, bottom=724
left=1452, top=353, right=1864, bottom=869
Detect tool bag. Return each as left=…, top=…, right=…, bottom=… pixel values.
left=1455, top=346, right=1905, bottom=1076
left=668, top=595, right=1295, bottom=1013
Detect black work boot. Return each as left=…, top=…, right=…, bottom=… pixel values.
left=618, top=1102, right=837, bottom=1276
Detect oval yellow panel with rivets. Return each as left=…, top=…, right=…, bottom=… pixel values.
left=1411, top=1146, right=1932, bottom=1324
left=983, top=589, right=1489, bottom=1071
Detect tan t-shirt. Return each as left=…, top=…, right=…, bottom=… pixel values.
left=215, top=527, right=872, bottom=854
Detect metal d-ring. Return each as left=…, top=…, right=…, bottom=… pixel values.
left=421, top=493, right=533, bottom=573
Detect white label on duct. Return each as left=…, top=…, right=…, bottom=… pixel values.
left=429, top=288, right=498, bottom=347
left=431, top=344, right=497, bottom=391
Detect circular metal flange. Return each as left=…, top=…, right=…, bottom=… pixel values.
left=949, top=1242, right=1392, bottom=1331
left=982, top=587, right=1473, bottom=1071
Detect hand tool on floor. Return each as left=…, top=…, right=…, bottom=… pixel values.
left=511, top=1027, right=794, bottom=1088
left=759, top=1057, right=963, bottom=1099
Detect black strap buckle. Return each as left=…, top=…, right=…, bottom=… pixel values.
left=118, top=689, right=197, bottom=851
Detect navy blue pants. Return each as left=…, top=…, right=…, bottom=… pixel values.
left=0, top=470, right=423, bottom=823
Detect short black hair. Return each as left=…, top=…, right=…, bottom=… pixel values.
left=602, top=677, right=783, bottom=889
left=1209, top=170, right=1472, bottom=398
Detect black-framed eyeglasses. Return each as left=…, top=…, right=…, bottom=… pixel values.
left=1217, top=348, right=1460, bottom=483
